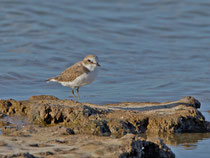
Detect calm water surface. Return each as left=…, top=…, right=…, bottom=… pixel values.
left=0, top=0, right=210, bottom=157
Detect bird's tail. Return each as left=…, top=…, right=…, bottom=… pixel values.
left=46, top=77, right=57, bottom=83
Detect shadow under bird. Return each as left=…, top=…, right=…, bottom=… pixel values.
left=47, top=55, right=100, bottom=102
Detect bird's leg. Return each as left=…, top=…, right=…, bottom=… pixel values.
left=76, top=87, right=80, bottom=102
left=72, top=88, right=77, bottom=102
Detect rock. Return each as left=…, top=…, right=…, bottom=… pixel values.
left=1, top=126, right=20, bottom=135
left=0, top=113, right=6, bottom=118
left=206, top=121, right=210, bottom=132
left=0, top=141, right=7, bottom=146
left=29, top=95, right=59, bottom=101
left=179, top=96, right=201, bottom=109
left=0, top=99, right=29, bottom=115
left=0, top=126, right=175, bottom=158
left=0, top=120, right=11, bottom=127
left=0, top=95, right=209, bottom=137
left=120, top=136, right=175, bottom=158
left=0, top=152, right=36, bottom=158
left=66, top=128, right=75, bottom=135
left=146, top=107, right=208, bottom=134
left=38, top=151, right=54, bottom=156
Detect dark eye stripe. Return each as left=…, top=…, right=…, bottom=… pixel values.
left=88, top=59, right=94, bottom=64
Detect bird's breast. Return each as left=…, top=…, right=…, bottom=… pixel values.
left=83, top=69, right=98, bottom=85
left=67, top=69, right=98, bottom=88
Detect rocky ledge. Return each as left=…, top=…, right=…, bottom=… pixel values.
left=0, top=95, right=209, bottom=157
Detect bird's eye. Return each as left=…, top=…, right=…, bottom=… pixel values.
left=88, top=59, right=91, bottom=62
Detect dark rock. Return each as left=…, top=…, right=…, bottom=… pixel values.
left=82, top=105, right=100, bottom=117
left=97, top=120, right=111, bottom=136
left=205, top=121, right=210, bottom=132
left=120, top=136, right=175, bottom=158
left=120, top=121, right=137, bottom=135
left=66, top=128, right=75, bottom=135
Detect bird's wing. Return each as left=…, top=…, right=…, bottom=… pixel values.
left=53, top=61, right=90, bottom=82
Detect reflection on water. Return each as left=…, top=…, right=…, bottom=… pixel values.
left=160, top=133, right=210, bottom=148
left=140, top=132, right=210, bottom=157
left=168, top=133, right=210, bottom=158
left=141, top=132, right=210, bottom=149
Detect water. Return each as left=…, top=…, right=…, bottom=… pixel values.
left=0, top=0, right=210, bottom=157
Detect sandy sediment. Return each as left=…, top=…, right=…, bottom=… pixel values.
left=0, top=95, right=209, bottom=157
left=0, top=125, right=175, bottom=158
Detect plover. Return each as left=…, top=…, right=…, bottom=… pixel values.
left=47, top=55, right=100, bottom=102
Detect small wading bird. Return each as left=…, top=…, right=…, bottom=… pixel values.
left=47, top=55, right=100, bottom=102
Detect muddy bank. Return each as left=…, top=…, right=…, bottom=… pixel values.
left=0, top=95, right=209, bottom=157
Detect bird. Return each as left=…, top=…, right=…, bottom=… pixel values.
left=47, top=55, right=100, bottom=102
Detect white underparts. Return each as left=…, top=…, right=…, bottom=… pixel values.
left=55, top=68, right=98, bottom=89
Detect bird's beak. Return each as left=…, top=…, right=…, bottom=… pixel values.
left=96, top=63, right=101, bottom=66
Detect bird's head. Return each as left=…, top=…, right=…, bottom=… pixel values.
left=83, top=55, right=100, bottom=71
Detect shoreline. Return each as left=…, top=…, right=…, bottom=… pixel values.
left=0, top=95, right=209, bottom=157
